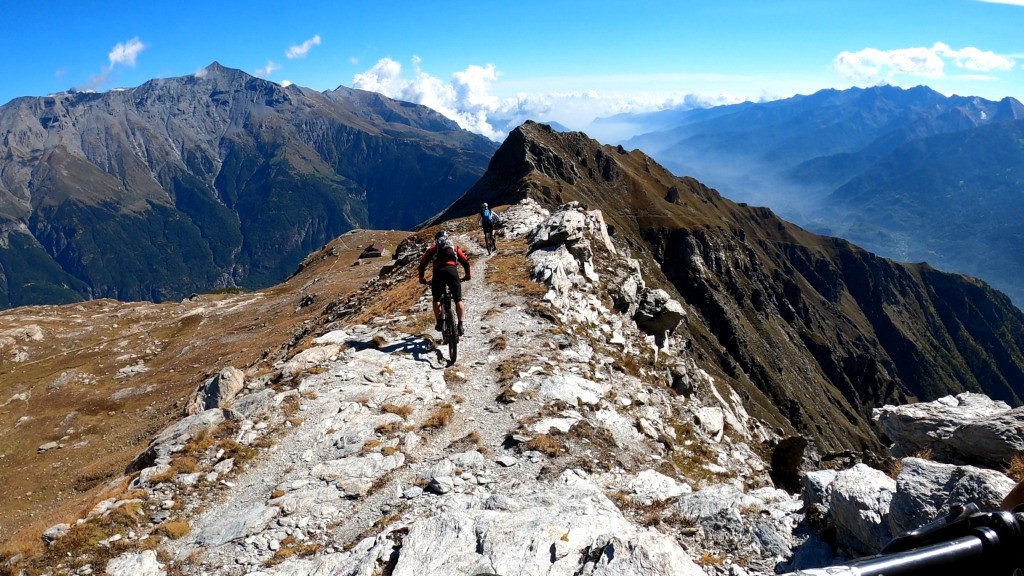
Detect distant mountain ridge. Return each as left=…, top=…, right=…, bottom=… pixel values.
left=605, top=85, right=1024, bottom=304
left=0, top=62, right=497, bottom=308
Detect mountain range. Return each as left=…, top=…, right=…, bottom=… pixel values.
left=605, top=85, right=1024, bottom=305
left=0, top=62, right=497, bottom=308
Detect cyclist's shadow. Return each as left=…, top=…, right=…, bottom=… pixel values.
left=355, top=334, right=448, bottom=368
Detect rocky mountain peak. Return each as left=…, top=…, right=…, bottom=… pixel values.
left=435, top=121, right=1024, bottom=459
left=0, top=64, right=497, bottom=308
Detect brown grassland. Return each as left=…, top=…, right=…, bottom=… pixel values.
left=0, top=229, right=408, bottom=556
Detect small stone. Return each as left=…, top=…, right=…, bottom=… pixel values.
left=496, top=455, right=518, bottom=467
left=37, top=441, right=59, bottom=453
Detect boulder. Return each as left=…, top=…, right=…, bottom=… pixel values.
left=888, top=457, right=1017, bottom=536
left=127, top=409, right=226, bottom=472
left=829, top=464, right=895, bottom=556
left=105, top=550, right=165, bottom=576
left=873, top=392, right=1024, bottom=468
left=187, top=366, right=245, bottom=415
left=633, top=288, right=686, bottom=339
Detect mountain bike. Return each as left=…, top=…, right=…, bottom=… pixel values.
left=484, top=228, right=496, bottom=255
left=439, top=281, right=461, bottom=365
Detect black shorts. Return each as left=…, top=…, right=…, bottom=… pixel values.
left=431, top=266, right=462, bottom=302
left=482, top=220, right=494, bottom=234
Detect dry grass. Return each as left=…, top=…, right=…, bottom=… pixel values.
left=525, top=434, right=562, bottom=457
left=265, top=534, right=323, bottom=566
left=487, top=239, right=548, bottom=297
left=496, top=385, right=519, bottom=404
left=888, top=458, right=904, bottom=480
left=154, top=519, right=191, bottom=540
left=444, top=368, right=467, bottom=385
left=382, top=403, right=414, bottom=419
left=697, top=552, right=725, bottom=566
left=495, top=360, right=518, bottom=383
left=0, top=228, right=410, bottom=556
left=489, top=334, right=508, bottom=351
left=421, top=403, right=455, bottom=429
left=375, top=421, right=404, bottom=436
left=350, top=275, right=427, bottom=327
left=14, top=500, right=148, bottom=574
left=215, top=438, right=258, bottom=467
left=1006, top=454, right=1024, bottom=482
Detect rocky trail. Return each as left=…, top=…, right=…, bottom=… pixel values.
left=120, top=200, right=750, bottom=576
left=166, top=229, right=568, bottom=573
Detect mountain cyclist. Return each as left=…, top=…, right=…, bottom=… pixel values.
left=418, top=230, right=471, bottom=336
left=480, top=203, right=497, bottom=252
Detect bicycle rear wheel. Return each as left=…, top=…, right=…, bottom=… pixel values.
left=444, top=301, right=458, bottom=364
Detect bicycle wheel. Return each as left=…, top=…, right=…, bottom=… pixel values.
left=445, top=299, right=458, bottom=364
left=488, top=232, right=496, bottom=254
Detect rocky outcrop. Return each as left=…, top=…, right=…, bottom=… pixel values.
left=186, top=366, right=246, bottom=414
left=800, top=393, right=1022, bottom=565
left=874, top=392, right=1024, bottom=468
left=25, top=199, right=1024, bottom=576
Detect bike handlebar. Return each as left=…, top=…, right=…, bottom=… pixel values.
left=780, top=508, right=1024, bottom=576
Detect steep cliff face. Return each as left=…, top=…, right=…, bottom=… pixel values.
left=439, top=121, right=1024, bottom=455
left=0, top=62, right=497, bottom=307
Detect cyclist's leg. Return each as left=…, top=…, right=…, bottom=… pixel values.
left=430, top=274, right=444, bottom=330
left=448, top=269, right=466, bottom=334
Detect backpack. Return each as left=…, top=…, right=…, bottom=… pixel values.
left=434, top=237, right=458, bottom=264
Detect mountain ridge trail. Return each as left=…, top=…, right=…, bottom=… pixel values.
left=164, top=227, right=586, bottom=573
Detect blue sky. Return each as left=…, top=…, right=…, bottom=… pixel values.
left=4, top=0, right=1024, bottom=141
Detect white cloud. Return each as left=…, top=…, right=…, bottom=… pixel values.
left=255, top=61, right=281, bottom=78
left=108, top=37, right=145, bottom=68
left=353, top=57, right=508, bottom=139
left=933, top=42, right=1015, bottom=71
left=351, top=57, right=753, bottom=142
left=286, top=35, right=321, bottom=59
left=352, top=57, right=406, bottom=94
left=833, top=43, right=1015, bottom=84
left=977, top=0, right=1024, bottom=5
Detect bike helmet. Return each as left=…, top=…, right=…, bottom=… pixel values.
left=435, top=230, right=448, bottom=243
left=481, top=203, right=488, bottom=210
